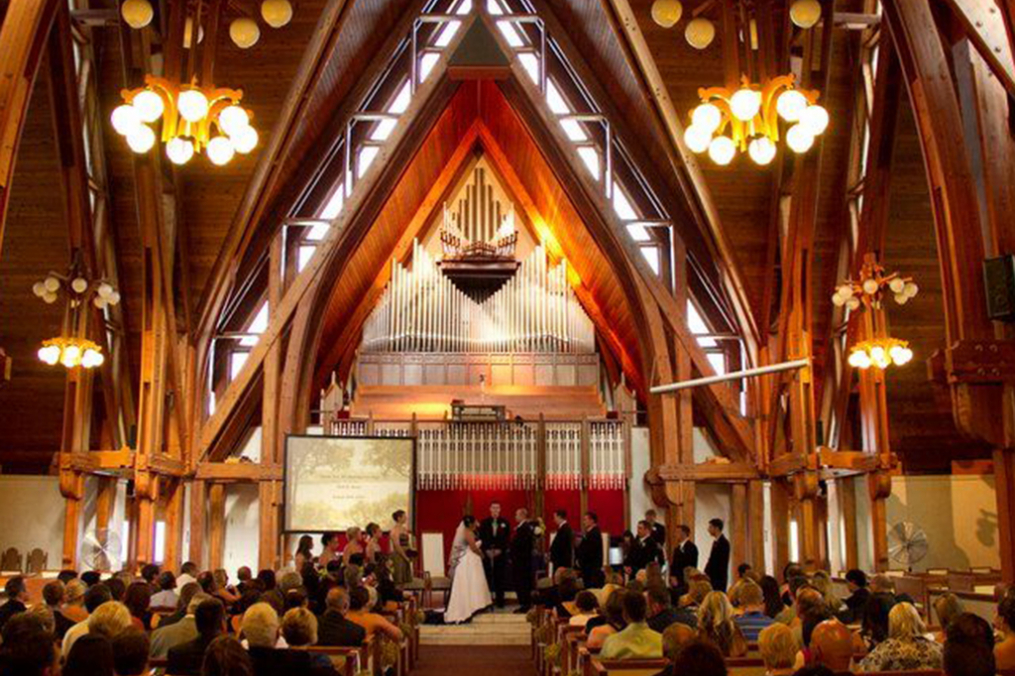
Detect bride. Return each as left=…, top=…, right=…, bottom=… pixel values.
left=445, top=515, right=492, bottom=623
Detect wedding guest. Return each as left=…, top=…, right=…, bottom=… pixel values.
left=647, top=583, right=697, bottom=632
left=760, top=576, right=785, bottom=620
left=158, top=582, right=202, bottom=629
left=810, top=619, right=856, bottom=675
left=168, top=599, right=226, bottom=676
left=858, top=602, right=942, bottom=672
left=811, top=571, right=842, bottom=614
left=600, top=591, right=663, bottom=659
left=61, top=588, right=120, bottom=658
left=112, top=628, right=149, bottom=676
left=151, top=572, right=179, bottom=610
left=236, top=567, right=254, bottom=595
left=671, top=639, right=728, bottom=676
left=256, top=569, right=277, bottom=591
left=704, top=519, right=731, bottom=592
left=346, top=587, right=402, bottom=642
left=88, top=602, right=132, bottom=640
left=680, top=576, right=712, bottom=612
left=670, top=525, right=698, bottom=590
left=857, top=592, right=896, bottom=651
left=995, top=588, right=1015, bottom=670
left=390, top=510, right=414, bottom=587
left=758, top=624, right=798, bottom=676
left=933, top=593, right=965, bottom=643
left=294, top=535, right=315, bottom=571
left=0, top=615, right=59, bottom=676
left=150, top=592, right=211, bottom=660
left=41, top=580, right=74, bottom=639
left=63, top=580, right=90, bottom=624
left=645, top=509, right=666, bottom=548
left=550, top=509, right=574, bottom=571
left=946, top=613, right=996, bottom=676
left=281, top=607, right=336, bottom=672
left=177, top=562, right=199, bottom=589
left=242, top=603, right=335, bottom=675
left=659, top=623, right=698, bottom=676
left=317, top=588, right=366, bottom=647
left=364, top=523, right=383, bottom=563
left=569, top=591, right=600, bottom=628
left=64, top=634, right=114, bottom=676
left=201, top=635, right=253, bottom=676
left=837, top=569, right=870, bottom=624
left=0, top=577, right=28, bottom=631
left=577, top=512, right=604, bottom=589
left=319, top=533, right=340, bottom=569
left=697, top=591, right=747, bottom=657
left=587, top=589, right=626, bottom=648
left=734, top=581, right=774, bottom=641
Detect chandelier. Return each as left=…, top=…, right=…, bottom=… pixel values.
left=833, top=255, right=918, bottom=371
left=111, top=75, right=258, bottom=166
left=684, top=74, right=828, bottom=166
left=33, top=266, right=120, bottom=370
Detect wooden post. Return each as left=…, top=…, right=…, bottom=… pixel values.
left=189, top=480, right=207, bottom=568
left=748, top=480, right=766, bottom=570
left=536, top=414, right=546, bottom=523
left=258, top=231, right=285, bottom=571
left=840, top=477, right=859, bottom=571
left=731, top=483, right=748, bottom=570
left=208, top=483, right=226, bottom=570
left=59, top=464, right=84, bottom=569
left=771, top=480, right=791, bottom=576
left=162, top=478, right=184, bottom=573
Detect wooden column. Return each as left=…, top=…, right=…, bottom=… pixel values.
left=188, top=480, right=207, bottom=568
left=840, top=477, right=859, bottom=571
left=771, top=480, right=791, bottom=575
left=731, top=483, right=748, bottom=570
left=748, top=480, right=766, bottom=570
left=258, top=232, right=285, bottom=571
left=59, top=465, right=84, bottom=569
left=795, top=471, right=820, bottom=571
left=208, top=483, right=226, bottom=571
left=995, top=449, right=1015, bottom=582
left=162, top=479, right=184, bottom=573
left=868, top=470, right=892, bottom=572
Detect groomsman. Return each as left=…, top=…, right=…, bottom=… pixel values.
left=549, top=509, right=574, bottom=571
left=669, top=524, right=699, bottom=589
left=576, top=512, right=604, bottom=588
left=704, top=518, right=731, bottom=592
left=510, top=508, right=536, bottom=612
left=479, top=501, right=510, bottom=608
left=626, top=520, right=663, bottom=575
left=645, top=509, right=666, bottom=548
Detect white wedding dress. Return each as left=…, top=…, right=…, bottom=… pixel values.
left=445, top=524, right=492, bottom=623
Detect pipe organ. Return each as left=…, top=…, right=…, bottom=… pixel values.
left=360, top=240, right=596, bottom=354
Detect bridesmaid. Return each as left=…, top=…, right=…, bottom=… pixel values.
left=364, top=523, right=383, bottom=563
left=318, top=532, right=340, bottom=568
left=390, top=509, right=414, bottom=586
left=343, top=526, right=365, bottom=565
left=294, top=534, right=315, bottom=571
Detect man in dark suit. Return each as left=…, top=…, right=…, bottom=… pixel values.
left=510, top=507, right=536, bottom=612
left=576, top=512, right=604, bottom=589
left=167, top=599, right=225, bottom=676
left=626, top=520, right=663, bottom=575
left=0, top=577, right=28, bottom=633
left=646, top=509, right=666, bottom=549
left=317, top=588, right=366, bottom=647
left=549, top=509, right=574, bottom=571
left=478, top=501, right=511, bottom=608
left=669, top=524, right=699, bottom=589
left=704, top=518, right=731, bottom=592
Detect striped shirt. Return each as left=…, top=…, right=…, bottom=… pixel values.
left=735, top=610, right=775, bottom=642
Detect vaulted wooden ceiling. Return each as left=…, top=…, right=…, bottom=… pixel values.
left=0, top=0, right=988, bottom=472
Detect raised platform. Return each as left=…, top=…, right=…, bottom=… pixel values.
left=420, top=607, right=531, bottom=646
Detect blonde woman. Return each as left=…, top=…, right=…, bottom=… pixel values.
left=680, top=576, right=713, bottom=610
left=759, top=623, right=799, bottom=676
left=343, top=526, right=364, bottom=565
left=858, top=601, right=943, bottom=672
left=697, top=591, right=748, bottom=657
left=811, top=570, right=843, bottom=613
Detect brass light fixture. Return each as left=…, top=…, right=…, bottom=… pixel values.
left=833, top=255, right=918, bottom=371
left=33, top=263, right=120, bottom=370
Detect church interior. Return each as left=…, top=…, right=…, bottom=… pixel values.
left=1, top=0, right=1015, bottom=674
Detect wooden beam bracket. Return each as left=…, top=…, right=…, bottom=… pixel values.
left=928, top=340, right=1015, bottom=385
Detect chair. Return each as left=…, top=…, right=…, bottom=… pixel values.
left=587, top=656, right=668, bottom=676
left=25, top=548, right=47, bottom=574
left=0, top=548, right=22, bottom=574
left=421, top=532, right=450, bottom=607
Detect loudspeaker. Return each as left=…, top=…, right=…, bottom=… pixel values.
left=984, top=255, right=1015, bottom=322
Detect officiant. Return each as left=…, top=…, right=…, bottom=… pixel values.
left=479, top=501, right=510, bottom=608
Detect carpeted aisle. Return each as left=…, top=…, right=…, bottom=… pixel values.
left=412, top=645, right=532, bottom=676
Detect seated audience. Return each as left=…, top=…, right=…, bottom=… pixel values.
left=660, top=623, right=698, bottom=676
left=858, top=601, right=943, bottom=672
left=177, top=561, right=200, bottom=588
left=697, top=591, right=747, bottom=657
left=89, top=600, right=134, bottom=641
left=600, top=590, right=663, bottom=659
left=759, top=623, right=798, bottom=676
left=680, top=576, right=713, bottom=612
left=761, top=575, right=786, bottom=619
left=945, top=613, right=995, bottom=676
left=317, top=588, right=366, bottom=647
left=569, top=591, right=600, bottom=628
left=996, top=587, right=1015, bottom=670
left=42, top=580, right=74, bottom=638
left=124, top=581, right=152, bottom=630
left=282, top=607, right=337, bottom=672
left=671, top=639, right=728, bottom=676
left=201, top=635, right=254, bottom=676
left=933, top=593, right=965, bottom=643
left=62, top=584, right=113, bottom=657
left=63, top=579, right=89, bottom=624
left=0, top=614, right=59, bottom=676
left=0, top=577, right=28, bottom=631
left=151, top=571, right=179, bottom=609
left=236, top=567, right=254, bottom=594
left=64, top=634, right=115, bottom=676
left=809, top=618, right=854, bottom=675
left=107, top=577, right=127, bottom=603
left=241, top=602, right=335, bottom=676
left=776, top=575, right=810, bottom=625
left=647, top=583, right=697, bottom=633
left=586, top=589, right=626, bottom=648
left=168, top=598, right=226, bottom=676
left=80, top=571, right=101, bottom=587
left=150, top=592, right=211, bottom=659
left=346, top=587, right=402, bottom=642
left=810, top=572, right=842, bottom=614
left=159, top=581, right=202, bottom=628
left=26, top=604, right=55, bottom=637
left=857, top=592, right=895, bottom=651
left=837, top=569, right=870, bottom=624
left=734, top=580, right=774, bottom=641
left=141, top=564, right=160, bottom=586
left=112, top=628, right=150, bottom=676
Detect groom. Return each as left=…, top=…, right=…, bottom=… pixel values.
left=510, top=507, right=536, bottom=613
left=478, top=501, right=510, bottom=608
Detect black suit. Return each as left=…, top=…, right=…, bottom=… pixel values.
left=704, top=534, right=731, bottom=592
left=649, top=522, right=666, bottom=548
left=550, top=522, right=574, bottom=570
left=479, top=516, right=511, bottom=607
left=248, top=646, right=337, bottom=676
left=576, top=526, right=604, bottom=588
left=626, top=537, right=662, bottom=574
left=670, top=539, right=699, bottom=586
left=167, top=635, right=216, bottom=676
left=510, top=520, right=536, bottom=609
left=317, top=609, right=367, bottom=647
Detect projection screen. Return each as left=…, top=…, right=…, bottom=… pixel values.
left=284, top=435, right=414, bottom=532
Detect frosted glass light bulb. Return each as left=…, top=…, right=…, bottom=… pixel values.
left=132, top=89, right=164, bottom=122
left=206, top=136, right=235, bottom=166
left=61, top=345, right=81, bottom=368
left=786, top=124, right=814, bottom=153
left=44, top=276, right=61, bottom=292
left=862, top=278, right=879, bottom=295
left=800, top=104, right=829, bottom=135
left=178, top=89, right=209, bottom=123
left=776, top=90, right=808, bottom=122
left=71, top=278, right=88, bottom=293
left=848, top=350, right=871, bottom=369
left=651, top=0, right=683, bottom=28
left=831, top=292, right=845, bottom=307
left=166, top=137, right=195, bottom=165
left=748, top=137, right=776, bottom=165
left=683, top=124, right=711, bottom=154
left=838, top=284, right=854, bottom=299
left=685, top=18, right=715, bottom=49
left=889, top=277, right=906, bottom=294
left=111, top=104, right=141, bottom=136
left=32, top=282, right=46, bottom=297
left=126, top=125, right=155, bottom=153
left=708, top=136, right=736, bottom=165
left=691, top=103, right=722, bottom=134
left=232, top=126, right=259, bottom=154
left=904, top=282, right=919, bottom=298
left=261, top=0, right=294, bottom=28
left=730, top=88, right=761, bottom=121
left=219, top=106, right=250, bottom=137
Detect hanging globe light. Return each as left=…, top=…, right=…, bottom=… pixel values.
left=230, top=18, right=261, bottom=49
left=231, top=126, right=259, bottom=155
left=748, top=137, right=776, bottom=165
left=785, top=124, right=814, bottom=153
left=691, top=103, right=722, bottom=134
left=126, top=125, right=156, bottom=153
left=800, top=105, right=830, bottom=135
left=729, top=88, right=761, bottom=121
left=651, top=0, right=683, bottom=28
left=132, top=89, right=164, bottom=123
left=685, top=18, right=715, bottom=50
left=790, top=0, right=823, bottom=29
left=708, top=136, right=736, bottom=165
left=683, top=124, right=712, bottom=154
left=166, top=137, right=195, bottom=165
left=111, top=104, right=141, bottom=136
left=177, top=89, right=210, bottom=123
left=121, top=0, right=154, bottom=29
left=261, top=0, right=294, bottom=28
left=776, top=90, right=809, bottom=122
left=218, top=106, right=250, bottom=137
left=206, top=136, right=236, bottom=166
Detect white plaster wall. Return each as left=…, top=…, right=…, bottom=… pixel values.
left=223, top=484, right=260, bottom=574
left=695, top=483, right=732, bottom=582
left=886, top=474, right=998, bottom=572
left=629, top=427, right=654, bottom=532
left=0, top=476, right=65, bottom=568
left=855, top=476, right=874, bottom=572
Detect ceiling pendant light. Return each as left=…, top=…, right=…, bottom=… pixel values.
left=799, top=104, right=830, bottom=135
left=33, top=262, right=119, bottom=371
left=785, top=124, right=815, bottom=153
left=206, top=136, right=236, bottom=166
left=261, top=0, right=294, bottom=28
left=166, top=137, right=195, bottom=165
left=684, top=124, right=712, bottom=154
left=651, top=0, right=683, bottom=28
left=685, top=18, right=716, bottom=50
left=776, top=89, right=809, bottom=122
left=691, top=103, right=722, bottom=134
left=790, top=0, right=823, bottom=29
left=748, top=137, right=776, bottom=165
left=230, top=18, right=261, bottom=49
left=121, top=0, right=154, bottom=29
left=707, top=136, right=736, bottom=165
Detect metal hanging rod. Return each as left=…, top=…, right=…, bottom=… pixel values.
left=650, top=358, right=810, bottom=395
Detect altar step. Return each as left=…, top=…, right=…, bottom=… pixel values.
left=419, top=608, right=531, bottom=645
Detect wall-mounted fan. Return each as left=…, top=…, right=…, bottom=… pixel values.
left=81, top=528, right=122, bottom=572
left=888, top=521, right=929, bottom=569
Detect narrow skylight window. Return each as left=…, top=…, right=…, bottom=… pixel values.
left=419, top=53, right=441, bottom=82
left=626, top=223, right=651, bottom=242
left=707, top=352, right=726, bottom=376
left=487, top=0, right=504, bottom=15
left=319, top=186, right=345, bottom=220
left=435, top=21, right=460, bottom=47
left=560, top=118, right=588, bottom=142
left=641, top=247, right=660, bottom=274
left=298, top=245, right=316, bottom=273
left=307, top=222, right=329, bottom=241
left=518, top=53, right=540, bottom=84
left=455, top=0, right=472, bottom=14
left=497, top=21, right=524, bottom=47
left=230, top=351, right=249, bottom=379
left=388, top=80, right=412, bottom=114
left=240, top=302, right=269, bottom=346
left=577, top=147, right=600, bottom=180
left=358, top=146, right=380, bottom=178
left=154, top=521, right=166, bottom=563
left=611, top=187, right=638, bottom=220
left=687, top=300, right=717, bottom=347
left=545, top=80, right=570, bottom=115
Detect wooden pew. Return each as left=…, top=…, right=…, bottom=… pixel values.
left=150, top=637, right=378, bottom=676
